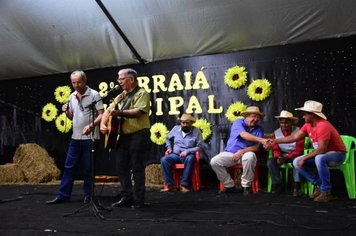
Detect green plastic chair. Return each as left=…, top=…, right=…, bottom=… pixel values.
left=267, top=138, right=311, bottom=194
left=329, top=135, right=356, bottom=199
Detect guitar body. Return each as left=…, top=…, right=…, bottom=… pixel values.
left=104, top=116, right=121, bottom=149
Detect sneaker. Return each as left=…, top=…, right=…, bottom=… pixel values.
left=314, top=192, right=334, bottom=202
left=217, top=187, right=236, bottom=194
left=309, top=185, right=321, bottom=199
left=242, top=187, right=252, bottom=196
left=272, top=184, right=282, bottom=194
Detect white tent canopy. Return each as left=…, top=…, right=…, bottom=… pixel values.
left=0, top=0, right=355, bottom=80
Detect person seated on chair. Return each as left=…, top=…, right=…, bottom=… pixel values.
left=267, top=110, right=304, bottom=195
left=210, top=106, right=269, bottom=196
left=270, top=100, right=346, bottom=202
left=160, top=113, right=202, bottom=193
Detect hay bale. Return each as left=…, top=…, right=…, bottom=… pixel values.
left=13, top=143, right=60, bottom=183
left=145, top=163, right=163, bottom=186
left=0, top=163, right=26, bottom=183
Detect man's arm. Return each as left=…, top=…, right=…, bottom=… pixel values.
left=274, top=130, right=306, bottom=144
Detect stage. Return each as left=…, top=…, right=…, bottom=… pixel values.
left=1, top=183, right=355, bottom=235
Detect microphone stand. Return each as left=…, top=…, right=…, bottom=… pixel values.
left=63, top=87, right=119, bottom=219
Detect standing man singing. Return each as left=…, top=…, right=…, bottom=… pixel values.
left=100, top=68, right=151, bottom=209
left=46, top=70, right=104, bottom=204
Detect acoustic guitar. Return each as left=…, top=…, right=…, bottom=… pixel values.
left=104, top=91, right=127, bottom=149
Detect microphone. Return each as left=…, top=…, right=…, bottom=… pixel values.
left=107, top=86, right=121, bottom=95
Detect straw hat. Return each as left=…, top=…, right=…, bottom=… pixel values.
left=179, top=113, right=196, bottom=123
left=295, top=100, right=327, bottom=120
left=241, top=106, right=265, bottom=118
left=275, top=110, right=299, bottom=124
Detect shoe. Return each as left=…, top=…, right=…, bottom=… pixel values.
left=309, top=185, right=321, bottom=199
left=46, top=197, right=68, bottom=205
left=180, top=185, right=190, bottom=193
left=272, top=184, right=282, bottom=194
left=111, top=197, right=134, bottom=207
left=160, top=185, right=177, bottom=192
left=243, top=187, right=252, bottom=196
left=314, top=192, right=334, bottom=202
left=83, top=196, right=91, bottom=204
left=218, top=187, right=236, bottom=194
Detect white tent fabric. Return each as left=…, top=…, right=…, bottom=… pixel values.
left=0, top=0, right=355, bottom=80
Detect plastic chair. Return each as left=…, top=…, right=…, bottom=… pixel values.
left=163, top=151, right=201, bottom=191
left=329, top=135, right=356, bottom=199
left=219, top=163, right=259, bottom=193
left=267, top=137, right=311, bottom=194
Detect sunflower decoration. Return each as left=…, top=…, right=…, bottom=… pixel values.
left=247, top=78, right=272, bottom=101
left=55, top=113, right=72, bottom=133
left=54, top=85, right=72, bottom=104
left=42, top=103, right=58, bottom=122
left=150, top=122, right=169, bottom=145
left=193, top=118, right=212, bottom=141
left=224, top=65, right=248, bottom=89
left=225, top=101, right=247, bottom=123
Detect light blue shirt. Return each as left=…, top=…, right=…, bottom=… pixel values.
left=165, top=125, right=202, bottom=155
left=225, top=118, right=264, bottom=153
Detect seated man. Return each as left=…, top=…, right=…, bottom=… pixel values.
left=267, top=110, right=304, bottom=195
left=210, top=106, right=268, bottom=196
left=272, top=100, right=346, bottom=202
left=160, top=113, right=202, bottom=193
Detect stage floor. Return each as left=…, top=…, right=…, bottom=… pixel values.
left=0, top=183, right=355, bottom=235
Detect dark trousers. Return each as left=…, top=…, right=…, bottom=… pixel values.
left=59, top=139, right=94, bottom=199
left=116, top=129, right=150, bottom=204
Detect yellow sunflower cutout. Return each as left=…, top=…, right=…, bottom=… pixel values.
left=224, top=65, right=248, bottom=89
left=193, top=118, right=212, bottom=141
left=247, top=79, right=272, bottom=101
left=55, top=113, right=72, bottom=133
left=54, top=85, right=72, bottom=104
left=42, top=103, right=58, bottom=122
left=225, top=101, right=247, bottom=123
left=150, top=122, right=169, bottom=145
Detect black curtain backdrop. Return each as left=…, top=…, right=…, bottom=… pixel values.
left=0, top=35, right=355, bottom=176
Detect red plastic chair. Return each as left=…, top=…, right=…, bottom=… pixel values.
left=219, top=163, right=259, bottom=193
left=163, top=151, right=201, bottom=191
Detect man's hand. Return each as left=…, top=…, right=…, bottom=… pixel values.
left=276, top=157, right=285, bottom=165
left=165, top=149, right=173, bottom=155
left=180, top=151, right=188, bottom=157
left=100, top=124, right=108, bottom=134
left=232, top=150, right=244, bottom=161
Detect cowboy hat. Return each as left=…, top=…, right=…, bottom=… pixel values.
left=179, top=113, right=196, bottom=123
left=241, top=106, right=265, bottom=118
left=295, top=100, right=327, bottom=120
left=275, top=110, right=299, bottom=124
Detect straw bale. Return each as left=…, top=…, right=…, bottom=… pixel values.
left=0, top=163, right=26, bottom=183
left=145, top=163, right=163, bottom=186
left=13, top=143, right=60, bottom=183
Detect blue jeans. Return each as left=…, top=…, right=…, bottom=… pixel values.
left=58, top=139, right=93, bottom=199
left=161, top=153, right=195, bottom=187
left=293, top=152, right=345, bottom=193
left=267, top=158, right=301, bottom=185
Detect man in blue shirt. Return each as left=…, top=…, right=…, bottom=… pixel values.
left=160, top=113, right=202, bottom=193
left=211, top=106, right=267, bottom=196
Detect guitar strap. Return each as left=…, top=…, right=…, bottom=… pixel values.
left=117, top=86, right=140, bottom=134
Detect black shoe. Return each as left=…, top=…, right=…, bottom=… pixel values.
left=46, top=197, right=68, bottom=205
left=242, top=187, right=251, bottom=196
left=272, top=184, right=283, bottom=194
left=111, top=197, right=134, bottom=208
left=83, top=196, right=91, bottom=204
left=218, top=187, right=236, bottom=194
